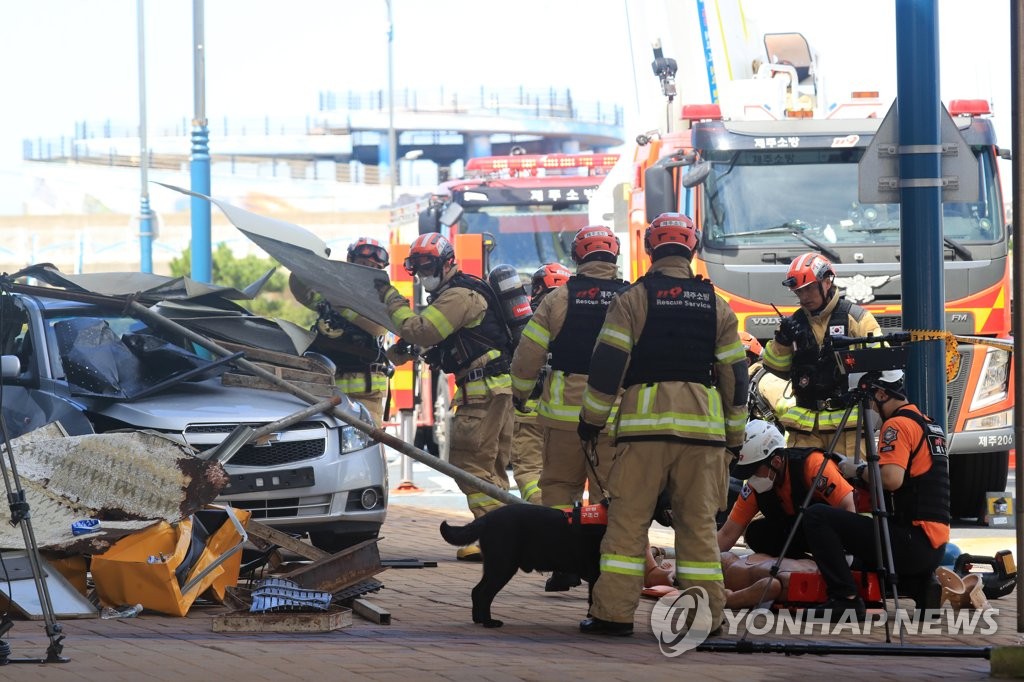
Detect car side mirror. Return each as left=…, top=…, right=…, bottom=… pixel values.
left=1, top=355, right=20, bottom=378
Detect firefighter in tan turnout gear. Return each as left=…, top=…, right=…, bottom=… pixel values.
left=577, top=213, right=748, bottom=636
left=507, top=263, right=572, bottom=506
left=762, top=252, right=880, bottom=456
left=376, top=233, right=515, bottom=561
left=291, top=237, right=393, bottom=428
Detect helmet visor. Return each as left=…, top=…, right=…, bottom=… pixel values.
left=404, top=255, right=441, bottom=277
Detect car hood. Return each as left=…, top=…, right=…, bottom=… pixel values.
left=94, top=378, right=352, bottom=431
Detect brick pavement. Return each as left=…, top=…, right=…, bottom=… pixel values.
left=2, top=503, right=1019, bottom=681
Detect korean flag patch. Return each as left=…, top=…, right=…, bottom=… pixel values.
left=829, top=324, right=846, bottom=335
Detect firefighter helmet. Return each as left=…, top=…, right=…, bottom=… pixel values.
left=733, top=419, right=787, bottom=480
left=347, top=237, right=389, bottom=268
left=739, top=331, right=763, bottom=359
left=783, top=252, right=834, bottom=290
left=571, top=225, right=620, bottom=264
left=862, top=369, right=907, bottom=399
left=644, top=212, right=700, bottom=258
left=404, top=233, right=455, bottom=276
left=531, top=262, right=572, bottom=298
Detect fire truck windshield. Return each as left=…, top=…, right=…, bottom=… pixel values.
left=459, top=205, right=589, bottom=274
left=701, top=147, right=1002, bottom=251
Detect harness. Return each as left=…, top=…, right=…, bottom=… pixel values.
left=309, top=318, right=390, bottom=392
left=790, top=298, right=862, bottom=409
left=424, top=273, right=513, bottom=377
left=754, top=448, right=819, bottom=520
left=549, top=275, right=628, bottom=374
left=623, top=273, right=717, bottom=387
left=886, top=407, right=951, bottom=526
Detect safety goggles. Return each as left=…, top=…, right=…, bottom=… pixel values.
left=350, top=244, right=389, bottom=267
left=403, top=255, right=441, bottom=277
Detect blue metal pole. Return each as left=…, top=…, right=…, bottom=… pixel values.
left=137, top=0, right=153, bottom=274
left=189, top=0, right=212, bottom=283
left=895, top=0, right=945, bottom=423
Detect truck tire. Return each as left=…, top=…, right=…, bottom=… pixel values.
left=949, top=450, right=1009, bottom=519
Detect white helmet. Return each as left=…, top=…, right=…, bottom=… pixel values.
left=733, top=420, right=786, bottom=479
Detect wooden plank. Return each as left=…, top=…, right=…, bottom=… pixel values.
left=218, top=340, right=331, bottom=373
left=221, top=373, right=338, bottom=399
left=351, top=598, right=391, bottom=625
left=245, top=520, right=330, bottom=561
left=283, top=539, right=384, bottom=593
left=239, top=360, right=334, bottom=386
left=212, top=606, right=352, bottom=633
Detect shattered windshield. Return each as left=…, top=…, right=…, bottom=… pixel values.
left=459, top=205, right=589, bottom=275
left=701, top=147, right=1002, bottom=249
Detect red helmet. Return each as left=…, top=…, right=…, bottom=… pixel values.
left=571, top=225, right=620, bottom=264
left=739, top=331, right=763, bottom=358
left=644, top=212, right=700, bottom=258
left=783, top=253, right=834, bottom=290
left=347, top=237, right=389, bottom=268
left=404, top=233, right=455, bottom=276
left=531, top=262, right=571, bottom=298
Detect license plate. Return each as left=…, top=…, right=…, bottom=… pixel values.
left=223, top=467, right=315, bottom=494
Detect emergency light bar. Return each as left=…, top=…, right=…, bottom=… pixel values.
left=949, top=99, right=991, bottom=116
left=465, top=153, right=619, bottom=173
left=680, top=104, right=722, bottom=122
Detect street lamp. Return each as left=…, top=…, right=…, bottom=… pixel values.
left=137, top=0, right=153, bottom=273
left=385, top=0, right=398, bottom=206
left=190, top=0, right=212, bottom=283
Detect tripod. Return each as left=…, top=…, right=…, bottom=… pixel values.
left=0, top=285, right=67, bottom=663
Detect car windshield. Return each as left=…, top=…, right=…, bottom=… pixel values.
left=43, top=313, right=151, bottom=380
left=459, top=205, right=590, bottom=275
left=701, top=147, right=1003, bottom=249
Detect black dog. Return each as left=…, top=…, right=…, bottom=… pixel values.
left=440, top=504, right=607, bottom=628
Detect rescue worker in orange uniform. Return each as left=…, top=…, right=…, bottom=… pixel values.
left=507, top=262, right=572, bottom=506
left=375, top=233, right=515, bottom=560
left=577, top=213, right=748, bottom=636
left=717, top=420, right=854, bottom=558
left=762, top=253, right=880, bottom=455
left=803, top=370, right=950, bottom=622
left=291, top=237, right=393, bottom=427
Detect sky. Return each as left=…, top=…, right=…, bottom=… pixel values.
left=0, top=1, right=1012, bottom=186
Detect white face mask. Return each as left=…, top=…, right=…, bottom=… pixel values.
left=418, top=274, right=442, bottom=292
left=747, top=475, right=773, bottom=494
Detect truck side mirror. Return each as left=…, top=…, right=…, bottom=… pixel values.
left=681, top=161, right=712, bottom=189
left=1, top=355, right=20, bottom=378
left=440, top=203, right=464, bottom=228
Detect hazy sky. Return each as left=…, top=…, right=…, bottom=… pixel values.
left=0, top=0, right=1012, bottom=169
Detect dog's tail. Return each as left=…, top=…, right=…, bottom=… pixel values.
left=439, top=518, right=484, bottom=547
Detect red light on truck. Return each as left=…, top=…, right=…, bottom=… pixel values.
left=949, top=99, right=991, bottom=116
left=680, top=104, right=722, bottom=122
left=466, top=153, right=618, bottom=173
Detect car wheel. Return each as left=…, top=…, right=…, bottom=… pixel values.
left=308, top=529, right=380, bottom=553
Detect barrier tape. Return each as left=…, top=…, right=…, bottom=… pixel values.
left=905, top=330, right=1013, bottom=383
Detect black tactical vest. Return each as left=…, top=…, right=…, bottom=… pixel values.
left=885, top=407, right=952, bottom=526
left=754, top=447, right=818, bottom=520
left=623, top=274, right=716, bottom=387
left=427, top=273, right=513, bottom=375
left=310, top=315, right=385, bottom=374
left=549, top=275, right=628, bottom=374
left=790, top=297, right=860, bottom=407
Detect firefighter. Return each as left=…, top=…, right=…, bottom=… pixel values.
left=375, top=233, right=515, bottom=560
left=762, top=252, right=880, bottom=456
left=577, top=212, right=748, bottom=636
left=739, top=331, right=763, bottom=371
left=510, top=228, right=627, bottom=506
left=291, top=237, right=393, bottom=427
left=802, top=370, right=950, bottom=621
left=507, top=263, right=572, bottom=506
left=717, top=420, right=855, bottom=558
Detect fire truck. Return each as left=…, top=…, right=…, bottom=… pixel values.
left=628, top=47, right=1013, bottom=517
left=387, top=152, right=620, bottom=459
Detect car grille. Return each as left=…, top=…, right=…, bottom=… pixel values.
left=183, top=421, right=328, bottom=467
left=232, top=495, right=332, bottom=519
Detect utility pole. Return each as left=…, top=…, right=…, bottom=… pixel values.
left=386, top=0, right=397, bottom=206
left=190, top=0, right=212, bottom=283
left=137, top=0, right=153, bottom=273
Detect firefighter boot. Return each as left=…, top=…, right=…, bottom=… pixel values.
left=544, top=571, right=582, bottom=592
left=456, top=543, right=483, bottom=562
left=579, top=616, right=634, bottom=636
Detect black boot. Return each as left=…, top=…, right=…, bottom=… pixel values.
left=804, top=596, right=866, bottom=623
left=545, top=571, right=581, bottom=592
left=579, top=616, right=634, bottom=636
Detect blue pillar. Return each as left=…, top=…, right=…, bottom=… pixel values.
left=895, top=0, right=945, bottom=423
left=190, top=122, right=212, bottom=283
left=139, top=196, right=154, bottom=274
left=467, top=134, right=491, bottom=159
left=377, top=132, right=392, bottom=185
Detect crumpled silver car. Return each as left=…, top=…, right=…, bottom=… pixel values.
left=0, top=290, right=387, bottom=552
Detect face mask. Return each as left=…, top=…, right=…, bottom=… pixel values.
left=747, top=475, right=773, bottom=494
left=418, top=274, right=442, bottom=292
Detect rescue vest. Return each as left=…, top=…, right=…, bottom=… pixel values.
left=564, top=502, right=608, bottom=526
left=549, top=275, right=628, bottom=374
left=790, top=297, right=865, bottom=408
left=310, top=315, right=386, bottom=374
left=623, top=274, right=716, bottom=387
left=425, top=272, right=513, bottom=376
left=885, top=407, right=951, bottom=526
left=753, top=447, right=821, bottom=520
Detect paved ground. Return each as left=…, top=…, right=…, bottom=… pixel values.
left=5, top=498, right=1022, bottom=681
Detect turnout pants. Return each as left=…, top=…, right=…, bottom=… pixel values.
left=449, top=394, right=515, bottom=518
left=802, top=504, right=945, bottom=604
left=591, top=440, right=728, bottom=627
left=788, top=426, right=859, bottom=460
left=539, top=428, right=615, bottom=509
left=345, top=388, right=388, bottom=429
left=509, top=417, right=544, bottom=504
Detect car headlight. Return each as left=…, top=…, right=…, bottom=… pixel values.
left=340, top=403, right=374, bottom=454
left=970, top=348, right=1010, bottom=411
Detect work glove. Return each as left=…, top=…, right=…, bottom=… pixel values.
left=577, top=418, right=602, bottom=448
left=375, top=278, right=406, bottom=307
left=774, top=316, right=799, bottom=346
left=385, top=339, right=417, bottom=366
left=512, top=396, right=530, bottom=414
left=836, top=455, right=867, bottom=481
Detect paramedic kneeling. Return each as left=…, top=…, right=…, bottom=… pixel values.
left=802, top=370, right=950, bottom=622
